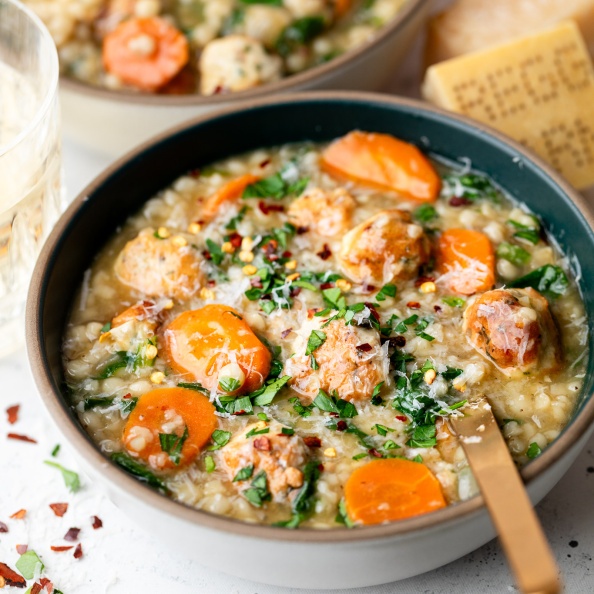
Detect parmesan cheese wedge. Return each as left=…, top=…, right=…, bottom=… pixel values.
left=425, top=0, right=594, bottom=65
left=422, top=21, right=594, bottom=189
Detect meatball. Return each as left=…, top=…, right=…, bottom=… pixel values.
left=114, top=228, right=203, bottom=300
left=199, top=35, right=282, bottom=96
left=463, top=288, right=561, bottom=375
left=284, top=317, right=388, bottom=402
left=221, top=421, right=308, bottom=501
left=338, top=209, right=429, bottom=285
left=288, top=187, right=355, bottom=237
left=237, top=5, right=292, bottom=48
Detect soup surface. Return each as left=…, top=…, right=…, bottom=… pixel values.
left=26, top=0, right=408, bottom=95
left=63, top=132, right=587, bottom=528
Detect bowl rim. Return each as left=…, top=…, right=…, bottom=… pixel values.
left=58, top=0, right=425, bottom=105
left=27, top=90, right=594, bottom=544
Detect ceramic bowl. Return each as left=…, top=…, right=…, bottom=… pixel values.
left=27, top=92, right=594, bottom=589
left=60, top=0, right=427, bottom=157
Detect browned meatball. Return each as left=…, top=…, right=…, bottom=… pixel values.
left=338, top=209, right=429, bottom=285
left=283, top=318, right=387, bottom=402
left=221, top=421, right=308, bottom=501
left=463, top=288, right=561, bottom=375
left=288, top=187, right=356, bottom=237
left=114, top=228, right=203, bottom=300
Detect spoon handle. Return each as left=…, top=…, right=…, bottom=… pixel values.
left=450, top=397, right=561, bottom=594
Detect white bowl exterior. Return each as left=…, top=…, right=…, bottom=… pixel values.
left=68, top=424, right=592, bottom=589
left=59, top=3, right=428, bottom=157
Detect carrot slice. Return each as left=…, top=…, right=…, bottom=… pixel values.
left=201, top=174, right=260, bottom=221
left=334, top=0, right=352, bottom=18
left=321, top=131, right=441, bottom=202
left=344, top=458, right=446, bottom=525
left=111, top=300, right=156, bottom=328
left=163, top=304, right=271, bottom=394
left=437, top=228, right=495, bottom=295
left=122, top=387, right=216, bottom=469
left=103, top=17, right=189, bottom=91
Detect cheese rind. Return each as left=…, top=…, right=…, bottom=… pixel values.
left=422, top=21, right=594, bottom=189
left=425, top=0, right=594, bottom=66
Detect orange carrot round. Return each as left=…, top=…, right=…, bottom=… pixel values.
left=437, top=228, right=495, bottom=295
left=344, top=458, right=446, bottom=525
left=201, top=174, right=260, bottom=221
left=122, top=387, right=216, bottom=469
left=103, top=17, right=189, bottom=91
left=163, top=304, right=271, bottom=394
left=321, top=131, right=441, bottom=202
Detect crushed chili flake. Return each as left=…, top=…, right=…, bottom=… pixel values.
left=362, top=284, right=376, bottom=294
left=10, top=509, right=26, bottom=520
left=356, top=343, right=373, bottom=352
left=307, top=308, right=321, bottom=318
left=228, top=232, right=242, bottom=248
left=368, top=448, right=383, bottom=458
left=406, top=301, right=421, bottom=309
left=40, top=577, right=53, bottom=593
left=15, top=544, right=27, bottom=554
left=382, top=336, right=407, bottom=348
left=253, top=437, right=271, bottom=451
left=49, top=503, right=68, bottom=517
left=0, top=521, right=8, bottom=533
left=31, top=582, right=42, bottom=594
left=364, top=303, right=381, bottom=322
left=259, top=158, right=271, bottom=168
left=258, top=201, right=284, bottom=215
left=207, top=279, right=216, bottom=287
left=0, top=562, right=26, bottom=588
left=317, top=244, right=332, bottom=260
left=296, top=225, right=309, bottom=235
left=414, top=276, right=435, bottom=287
left=73, top=543, right=83, bottom=560
left=281, top=250, right=292, bottom=258
left=91, top=516, right=103, bottom=530
left=320, top=282, right=334, bottom=290
left=289, top=287, right=302, bottom=298
left=50, top=546, right=74, bottom=552
left=336, top=421, right=348, bottom=432
left=395, top=415, right=408, bottom=422
left=6, top=404, right=19, bottom=425
left=449, top=196, right=471, bottom=207
left=280, top=328, right=292, bottom=339
left=202, top=250, right=212, bottom=261
left=64, top=527, right=80, bottom=542
left=434, top=305, right=442, bottom=313
left=7, top=433, right=37, bottom=444
left=317, top=463, right=325, bottom=472
left=303, top=436, right=322, bottom=448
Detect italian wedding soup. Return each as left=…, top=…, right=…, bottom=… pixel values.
left=63, top=131, right=587, bottom=528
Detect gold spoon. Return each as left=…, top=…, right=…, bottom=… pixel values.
left=449, top=396, right=561, bottom=594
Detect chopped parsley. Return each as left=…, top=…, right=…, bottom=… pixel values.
left=233, top=464, right=255, bottom=482
left=276, top=16, right=325, bottom=57
left=413, top=203, right=438, bottom=223
left=51, top=444, right=60, bottom=457
left=83, top=396, right=115, bottom=410
left=442, top=171, right=500, bottom=203
left=225, top=205, right=248, bottom=231
left=16, top=550, right=44, bottom=580
left=242, top=172, right=308, bottom=200
left=205, top=238, right=225, bottom=265
left=178, top=382, right=209, bottom=393
left=281, top=426, right=295, bottom=436
left=159, top=426, right=189, bottom=465
left=371, top=381, right=384, bottom=405
left=442, top=296, right=465, bottom=308
left=44, top=460, right=81, bottom=493
left=496, top=242, right=531, bottom=266
left=111, top=452, right=167, bottom=493
left=276, top=460, right=322, bottom=528
left=526, top=442, right=542, bottom=459
left=245, top=426, right=270, bottom=438
left=306, top=329, right=326, bottom=369
left=375, top=283, right=397, bottom=302
left=289, top=396, right=314, bottom=417
left=373, top=423, right=394, bottom=436
left=218, top=376, right=242, bottom=393
left=208, top=429, right=232, bottom=450
left=507, top=217, right=540, bottom=245
left=407, top=424, right=437, bottom=448
left=335, top=499, right=354, bottom=528
left=243, top=470, right=271, bottom=507
left=313, top=390, right=358, bottom=418
left=204, top=455, right=216, bottom=473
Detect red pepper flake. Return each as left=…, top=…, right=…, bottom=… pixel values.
left=328, top=412, right=339, bottom=418
left=364, top=303, right=381, bottom=322
left=30, top=583, right=42, bottom=594
left=395, top=415, right=408, bottom=422
left=202, top=250, right=212, bottom=261
left=228, top=232, right=242, bottom=248
left=6, top=404, right=19, bottom=425
left=0, top=521, right=7, bottom=532
left=50, top=545, right=74, bottom=552
left=189, top=169, right=201, bottom=178
left=368, top=448, right=383, bottom=458
left=7, top=433, right=37, bottom=444
left=40, top=577, right=53, bottom=593
left=91, top=516, right=103, bottom=530
left=356, top=343, right=372, bottom=352
left=393, top=336, right=407, bottom=347
left=49, top=503, right=68, bottom=517
left=15, top=544, right=28, bottom=554
left=253, top=437, right=271, bottom=451
left=0, top=562, right=26, bottom=588
left=449, top=196, right=471, bottom=207
left=282, top=250, right=292, bottom=258
left=336, top=420, right=348, bottom=432
left=280, top=328, right=292, bottom=339
left=434, top=305, right=442, bottom=313
left=73, top=543, right=83, bottom=560
left=317, top=244, right=332, bottom=260
left=303, top=436, right=322, bottom=448
left=317, top=463, right=325, bottom=472
left=289, top=286, right=302, bottom=298
left=320, top=282, right=334, bottom=290
left=258, top=201, right=284, bottom=215
left=64, top=527, right=80, bottom=541
left=414, top=276, right=435, bottom=287
left=296, top=226, right=309, bottom=235
left=259, top=158, right=271, bottom=168
left=10, top=509, right=26, bottom=520
left=406, top=301, right=421, bottom=310
left=307, top=308, right=321, bottom=318
left=207, top=279, right=216, bottom=287
left=362, top=284, right=376, bottom=294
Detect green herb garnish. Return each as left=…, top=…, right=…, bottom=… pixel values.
left=16, top=550, right=44, bottom=580
left=496, top=242, right=531, bottom=266
left=111, top=452, right=167, bottom=492
left=526, top=442, right=542, bottom=459
left=159, top=426, right=189, bottom=465
left=209, top=429, right=232, bottom=450
left=508, top=264, right=569, bottom=299
left=44, top=461, right=81, bottom=492
left=233, top=464, right=255, bottom=482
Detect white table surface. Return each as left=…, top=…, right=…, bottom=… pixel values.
left=2, top=50, right=594, bottom=593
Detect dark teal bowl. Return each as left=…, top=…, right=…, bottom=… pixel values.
left=26, top=92, right=594, bottom=588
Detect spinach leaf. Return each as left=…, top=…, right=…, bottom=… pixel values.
left=508, top=264, right=569, bottom=298
left=111, top=452, right=167, bottom=493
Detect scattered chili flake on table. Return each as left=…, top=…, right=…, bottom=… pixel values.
left=7, top=433, right=37, bottom=444
left=6, top=404, right=19, bottom=424
left=91, top=516, right=103, bottom=530
left=0, top=521, right=8, bottom=533
left=49, top=503, right=68, bottom=517
left=30, top=582, right=42, bottom=594
left=64, top=527, right=80, bottom=541
left=50, top=545, right=73, bottom=553
left=10, top=509, right=26, bottom=519
left=73, top=543, right=83, bottom=559
left=0, top=562, right=26, bottom=588
left=16, top=544, right=28, bottom=554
